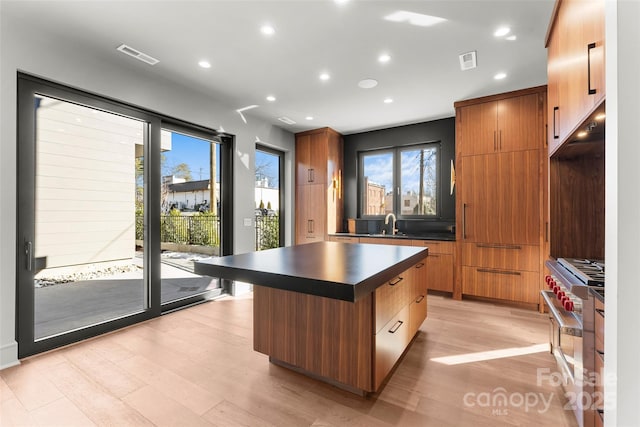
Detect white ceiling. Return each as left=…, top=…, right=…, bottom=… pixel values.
left=4, top=0, right=554, bottom=135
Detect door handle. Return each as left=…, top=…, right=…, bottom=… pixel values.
left=493, top=131, right=497, bottom=151
left=587, top=42, right=596, bottom=95
left=24, top=240, right=33, bottom=271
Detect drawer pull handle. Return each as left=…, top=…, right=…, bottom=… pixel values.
left=476, top=243, right=522, bottom=250
left=415, top=262, right=426, bottom=268
left=595, top=308, right=605, bottom=318
left=389, top=277, right=404, bottom=286
left=389, top=320, right=403, bottom=334
left=477, top=268, right=521, bottom=276
left=428, top=254, right=440, bottom=258
left=415, top=295, right=425, bottom=303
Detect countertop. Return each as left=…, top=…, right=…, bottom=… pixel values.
left=590, top=287, right=605, bottom=304
left=194, top=241, right=428, bottom=302
left=329, top=232, right=456, bottom=242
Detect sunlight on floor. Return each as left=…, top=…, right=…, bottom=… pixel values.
left=430, top=343, right=549, bottom=365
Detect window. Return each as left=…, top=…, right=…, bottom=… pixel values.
left=359, top=143, right=439, bottom=218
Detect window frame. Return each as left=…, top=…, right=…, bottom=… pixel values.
left=358, top=141, right=441, bottom=220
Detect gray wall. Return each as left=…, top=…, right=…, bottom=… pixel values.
left=343, top=117, right=456, bottom=229
left=0, top=10, right=295, bottom=367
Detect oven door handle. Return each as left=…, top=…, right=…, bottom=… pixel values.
left=541, top=291, right=583, bottom=337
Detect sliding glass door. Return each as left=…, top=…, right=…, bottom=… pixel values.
left=16, top=74, right=232, bottom=357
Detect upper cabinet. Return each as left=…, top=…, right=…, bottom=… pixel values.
left=547, top=0, right=605, bottom=155
left=295, top=127, right=344, bottom=244
left=457, top=92, right=543, bottom=156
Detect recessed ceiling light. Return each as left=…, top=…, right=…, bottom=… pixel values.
left=358, top=78, right=378, bottom=89
left=384, top=11, right=446, bottom=27
left=319, top=72, right=331, bottom=81
left=306, top=116, right=314, bottom=120
left=595, top=113, right=606, bottom=120
left=198, top=60, right=211, bottom=69
left=494, top=26, right=511, bottom=37
left=506, top=35, right=517, bottom=41
left=384, top=98, right=393, bottom=104
left=494, top=72, right=507, bottom=80
left=334, top=0, right=349, bottom=4
left=266, top=95, right=276, bottom=102
left=261, top=25, right=275, bottom=36
left=577, top=131, right=588, bottom=138
left=378, top=54, right=391, bottom=63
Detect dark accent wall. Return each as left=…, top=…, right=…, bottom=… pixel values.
left=343, top=117, right=456, bottom=233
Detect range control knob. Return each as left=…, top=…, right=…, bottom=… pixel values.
left=553, top=285, right=560, bottom=295
left=557, top=291, right=565, bottom=300
left=564, top=300, right=574, bottom=311
left=548, top=279, right=556, bottom=289
left=545, top=275, right=552, bottom=284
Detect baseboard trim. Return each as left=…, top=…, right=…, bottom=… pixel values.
left=0, top=341, right=20, bottom=370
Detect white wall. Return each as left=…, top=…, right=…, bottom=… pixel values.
left=605, top=2, right=640, bottom=426
left=0, top=10, right=295, bottom=368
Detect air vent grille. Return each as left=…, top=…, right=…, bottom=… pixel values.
left=278, top=116, right=297, bottom=125
left=117, top=44, right=159, bottom=65
left=459, top=51, right=477, bottom=71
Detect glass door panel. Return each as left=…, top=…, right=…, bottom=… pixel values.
left=33, top=95, right=146, bottom=340
left=255, top=147, right=283, bottom=250
left=159, top=130, right=223, bottom=305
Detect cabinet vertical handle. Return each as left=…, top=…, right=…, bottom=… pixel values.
left=462, top=203, right=467, bottom=240
left=307, top=220, right=314, bottom=233
left=307, top=168, right=315, bottom=182
left=587, top=42, right=596, bottom=95
left=553, top=106, right=559, bottom=139
left=499, top=130, right=502, bottom=150
left=493, top=131, right=497, bottom=151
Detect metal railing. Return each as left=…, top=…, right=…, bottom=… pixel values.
left=255, top=214, right=280, bottom=251
left=136, top=214, right=220, bottom=246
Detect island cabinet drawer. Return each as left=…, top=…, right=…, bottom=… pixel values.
left=374, top=273, right=411, bottom=334
left=411, top=240, right=454, bottom=254
left=425, top=253, right=454, bottom=292
left=461, top=243, right=540, bottom=271
left=374, top=304, right=410, bottom=390
left=328, top=235, right=360, bottom=243
left=408, top=292, right=427, bottom=337
left=461, top=266, right=539, bottom=304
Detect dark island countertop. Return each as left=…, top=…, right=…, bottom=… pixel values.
left=194, top=241, right=428, bottom=302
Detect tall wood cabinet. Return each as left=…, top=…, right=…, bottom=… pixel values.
left=295, top=127, right=344, bottom=244
left=455, top=87, right=547, bottom=307
left=546, top=0, right=605, bottom=155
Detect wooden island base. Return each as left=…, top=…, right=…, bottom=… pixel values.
left=253, top=258, right=428, bottom=395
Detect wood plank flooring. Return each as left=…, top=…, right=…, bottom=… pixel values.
left=1, top=293, right=578, bottom=426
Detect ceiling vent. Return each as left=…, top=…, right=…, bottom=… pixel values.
left=278, top=116, right=297, bottom=125
left=117, top=44, right=159, bottom=65
left=459, top=51, right=477, bottom=71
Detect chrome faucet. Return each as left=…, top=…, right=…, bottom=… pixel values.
left=384, top=213, right=397, bottom=235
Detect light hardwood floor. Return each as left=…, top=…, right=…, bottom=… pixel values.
left=1, top=293, right=578, bottom=426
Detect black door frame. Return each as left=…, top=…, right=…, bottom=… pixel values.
left=256, top=144, right=285, bottom=248
left=16, top=73, right=233, bottom=358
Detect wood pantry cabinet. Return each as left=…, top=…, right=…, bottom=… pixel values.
left=295, top=128, right=343, bottom=244
left=546, top=0, right=605, bottom=155
left=455, top=87, right=547, bottom=307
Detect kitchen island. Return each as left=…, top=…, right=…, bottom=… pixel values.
left=195, top=241, right=429, bottom=394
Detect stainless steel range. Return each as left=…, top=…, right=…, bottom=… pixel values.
left=542, top=258, right=604, bottom=427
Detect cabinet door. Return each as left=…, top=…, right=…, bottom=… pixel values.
left=308, top=132, right=328, bottom=184
left=296, top=134, right=312, bottom=185
left=547, top=31, right=562, bottom=155
left=459, top=154, right=501, bottom=243
left=461, top=266, right=539, bottom=304
left=583, top=0, right=605, bottom=107
left=425, top=254, right=454, bottom=292
left=295, top=184, right=326, bottom=244
left=458, top=101, right=498, bottom=156
left=497, top=94, right=542, bottom=152
left=374, top=304, right=410, bottom=390
left=460, top=150, right=539, bottom=245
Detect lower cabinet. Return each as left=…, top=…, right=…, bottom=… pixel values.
left=424, top=253, right=454, bottom=292
left=461, top=266, right=539, bottom=304
left=374, top=305, right=410, bottom=390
